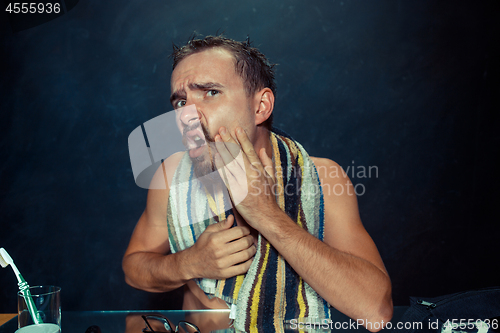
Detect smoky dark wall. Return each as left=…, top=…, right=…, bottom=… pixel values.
left=1, top=0, right=498, bottom=312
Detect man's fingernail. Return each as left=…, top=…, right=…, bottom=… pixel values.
left=220, top=127, right=226, bottom=135
left=215, top=135, right=222, bottom=142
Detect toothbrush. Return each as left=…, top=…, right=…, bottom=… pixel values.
left=0, top=247, right=43, bottom=325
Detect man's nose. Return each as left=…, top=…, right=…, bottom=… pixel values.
left=180, top=105, right=200, bottom=125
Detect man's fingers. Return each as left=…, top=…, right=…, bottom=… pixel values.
left=234, top=127, right=260, bottom=164
left=214, top=140, right=249, bottom=205
left=222, top=257, right=254, bottom=278
left=222, top=214, right=235, bottom=229
left=217, top=127, right=241, bottom=158
left=222, top=246, right=256, bottom=272
left=215, top=135, right=243, bottom=178
left=259, top=148, right=275, bottom=182
left=214, top=152, right=230, bottom=187
left=224, top=234, right=255, bottom=255
left=205, top=216, right=251, bottom=242
left=206, top=213, right=234, bottom=231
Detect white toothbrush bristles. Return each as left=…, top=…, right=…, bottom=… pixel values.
left=0, top=247, right=13, bottom=268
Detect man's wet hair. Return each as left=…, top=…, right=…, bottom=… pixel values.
left=171, top=34, right=277, bottom=129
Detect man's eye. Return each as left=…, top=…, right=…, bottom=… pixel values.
left=175, top=100, right=186, bottom=108
left=207, top=90, right=219, bottom=97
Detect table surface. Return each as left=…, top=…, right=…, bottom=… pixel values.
left=0, top=307, right=409, bottom=332
left=0, top=315, right=15, bottom=327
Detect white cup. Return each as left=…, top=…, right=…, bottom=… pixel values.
left=15, top=323, right=61, bottom=333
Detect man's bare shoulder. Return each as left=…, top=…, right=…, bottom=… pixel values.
left=309, top=156, right=360, bottom=226
left=163, top=151, right=185, bottom=186
left=310, top=157, right=348, bottom=184
left=148, top=152, right=185, bottom=190
left=310, top=156, right=339, bottom=168
left=146, top=152, right=185, bottom=215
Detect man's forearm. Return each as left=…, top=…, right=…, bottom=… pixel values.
left=258, top=210, right=393, bottom=325
left=122, top=250, right=190, bottom=293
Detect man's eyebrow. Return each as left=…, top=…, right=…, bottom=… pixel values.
left=170, top=82, right=225, bottom=106
left=189, top=82, right=225, bottom=90
left=170, top=88, right=186, bottom=106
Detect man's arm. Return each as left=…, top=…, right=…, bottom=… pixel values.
left=122, top=152, right=256, bottom=293
left=262, top=157, right=393, bottom=327
left=122, top=152, right=189, bottom=292
left=215, top=127, right=392, bottom=331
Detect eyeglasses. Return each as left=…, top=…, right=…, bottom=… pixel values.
left=141, top=314, right=201, bottom=333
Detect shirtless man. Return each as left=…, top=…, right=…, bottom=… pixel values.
left=123, top=36, right=392, bottom=332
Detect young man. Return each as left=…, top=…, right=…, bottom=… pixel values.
left=123, top=36, right=392, bottom=332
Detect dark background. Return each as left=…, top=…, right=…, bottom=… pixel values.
left=1, top=0, right=499, bottom=313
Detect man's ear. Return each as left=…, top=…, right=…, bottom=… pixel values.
left=254, top=88, right=274, bottom=126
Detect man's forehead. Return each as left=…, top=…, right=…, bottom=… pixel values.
left=170, top=48, right=237, bottom=87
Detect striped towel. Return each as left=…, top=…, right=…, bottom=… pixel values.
left=167, top=129, right=331, bottom=332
